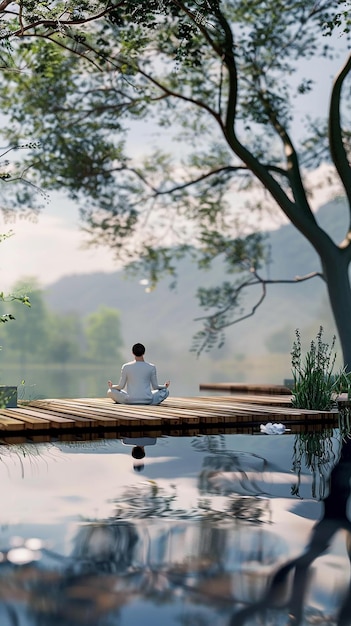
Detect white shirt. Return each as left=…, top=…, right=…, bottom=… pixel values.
left=115, top=360, right=166, bottom=404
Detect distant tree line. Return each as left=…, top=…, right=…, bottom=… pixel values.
left=0, top=279, right=124, bottom=367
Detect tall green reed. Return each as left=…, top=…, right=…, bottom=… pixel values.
left=291, top=326, right=344, bottom=410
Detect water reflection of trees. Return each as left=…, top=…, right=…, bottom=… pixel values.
left=111, top=479, right=271, bottom=524
left=0, top=522, right=288, bottom=625
left=1, top=427, right=351, bottom=625
left=0, top=475, right=280, bottom=625
left=192, top=434, right=228, bottom=454
left=291, top=428, right=338, bottom=499
left=229, top=432, right=351, bottom=626
left=199, top=451, right=269, bottom=497
left=291, top=410, right=351, bottom=500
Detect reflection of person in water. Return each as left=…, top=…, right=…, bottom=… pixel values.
left=121, top=436, right=157, bottom=472
left=230, top=434, right=351, bottom=626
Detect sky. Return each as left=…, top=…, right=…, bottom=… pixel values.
left=0, top=199, right=119, bottom=293
left=0, top=31, right=348, bottom=296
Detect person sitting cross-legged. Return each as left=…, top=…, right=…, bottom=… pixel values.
left=107, top=343, right=170, bottom=405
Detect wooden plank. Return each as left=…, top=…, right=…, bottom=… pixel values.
left=165, top=399, right=278, bottom=421
left=199, top=383, right=292, bottom=394
left=200, top=394, right=293, bottom=407
left=31, top=399, right=142, bottom=427
left=31, top=399, right=105, bottom=417
left=27, top=434, right=52, bottom=443
left=22, top=403, right=94, bottom=428
left=166, top=397, right=338, bottom=421
left=0, top=408, right=50, bottom=430
left=6, top=407, right=76, bottom=429
left=86, top=401, right=166, bottom=424
left=19, top=406, right=88, bottom=428
left=0, top=411, right=26, bottom=430
left=59, top=398, right=207, bottom=424
left=0, top=435, right=27, bottom=444
left=84, top=400, right=181, bottom=426
left=28, top=400, right=115, bottom=427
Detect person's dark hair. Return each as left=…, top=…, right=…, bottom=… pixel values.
left=132, top=343, right=145, bottom=357
left=132, top=446, right=146, bottom=459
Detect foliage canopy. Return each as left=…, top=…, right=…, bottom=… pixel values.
left=0, top=1, right=351, bottom=360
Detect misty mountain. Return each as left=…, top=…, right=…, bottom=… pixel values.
left=45, top=201, right=346, bottom=336
left=43, top=198, right=347, bottom=388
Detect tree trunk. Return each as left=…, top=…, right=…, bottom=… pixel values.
left=322, top=248, right=351, bottom=371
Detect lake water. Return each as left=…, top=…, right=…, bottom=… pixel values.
left=0, top=428, right=350, bottom=626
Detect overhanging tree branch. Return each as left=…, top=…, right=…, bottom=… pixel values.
left=217, top=9, right=313, bottom=228
left=5, top=2, right=124, bottom=39
left=0, top=0, right=13, bottom=10
left=329, top=53, right=351, bottom=213
left=259, top=93, right=311, bottom=212
left=148, top=165, right=249, bottom=195
left=192, top=270, right=325, bottom=355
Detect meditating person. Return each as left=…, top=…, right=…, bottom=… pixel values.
left=107, top=343, right=170, bottom=405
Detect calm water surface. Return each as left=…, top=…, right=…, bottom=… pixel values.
left=0, top=430, right=350, bottom=626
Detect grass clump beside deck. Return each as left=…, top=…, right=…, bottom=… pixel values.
left=291, top=327, right=344, bottom=411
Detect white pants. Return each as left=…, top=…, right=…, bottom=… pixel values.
left=107, top=387, right=169, bottom=405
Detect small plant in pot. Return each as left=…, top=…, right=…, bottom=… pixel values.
left=0, top=285, right=31, bottom=408
left=0, top=385, right=17, bottom=407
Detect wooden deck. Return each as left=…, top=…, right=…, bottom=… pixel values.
left=0, top=394, right=343, bottom=443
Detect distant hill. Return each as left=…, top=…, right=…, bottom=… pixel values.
left=44, top=198, right=347, bottom=390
